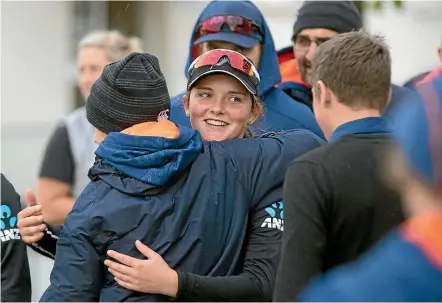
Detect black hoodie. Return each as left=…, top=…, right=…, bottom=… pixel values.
left=1, top=173, right=32, bottom=302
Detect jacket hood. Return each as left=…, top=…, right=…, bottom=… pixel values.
left=90, top=121, right=203, bottom=195
left=184, top=0, right=281, bottom=96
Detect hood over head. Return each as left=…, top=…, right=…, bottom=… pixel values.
left=184, top=0, right=281, bottom=97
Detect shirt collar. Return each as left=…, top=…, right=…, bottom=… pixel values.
left=329, top=117, right=392, bottom=143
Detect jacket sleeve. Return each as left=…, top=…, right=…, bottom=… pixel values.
left=1, top=174, right=32, bottom=302
left=29, top=225, right=59, bottom=260
left=39, top=189, right=105, bottom=302
left=226, top=130, right=324, bottom=207
left=273, top=161, right=329, bottom=301
left=176, top=189, right=283, bottom=302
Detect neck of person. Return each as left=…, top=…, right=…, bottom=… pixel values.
left=325, top=105, right=381, bottom=140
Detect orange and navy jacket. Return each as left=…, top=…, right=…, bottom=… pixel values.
left=276, top=46, right=313, bottom=111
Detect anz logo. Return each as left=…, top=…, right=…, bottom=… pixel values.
left=1, top=204, right=20, bottom=242
left=261, top=201, right=284, bottom=231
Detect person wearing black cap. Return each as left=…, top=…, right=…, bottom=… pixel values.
left=38, top=51, right=323, bottom=301
left=278, top=0, right=362, bottom=109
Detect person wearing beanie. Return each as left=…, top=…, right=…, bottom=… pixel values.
left=277, top=0, right=419, bottom=122
left=170, top=0, right=324, bottom=140
left=38, top=52, right=324, bottom=301
left=37, top=30, right=143, bottom=230
left=299, top=65, right=442, bottom=302
left=277, top=1, right=362, bottom=110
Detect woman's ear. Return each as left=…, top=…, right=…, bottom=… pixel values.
left=182, top=94, right=190, bottom=117
left=249, top=96, right=262, bottom=124
left=249, top=109, right=260, bottom=124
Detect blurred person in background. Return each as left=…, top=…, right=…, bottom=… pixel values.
left=39, top=52, right=323, bottom=302
left=170, top=0, right=324, bottom=139
left=274, top=31, right=404, bottom=301
left=1, top=173, right=32, bottom=302
left=277, top=0, right=418, bottom=120
left=385, top=36, right=442, bottom=115
left=418, top=37, right=442, bottom=84
left=37, top=30, right=142, bottom=227
left=299, top=62, right=442, bottom=302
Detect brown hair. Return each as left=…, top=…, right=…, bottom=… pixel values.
left=311, top=30, right=391, bottom=111
left=244, top=95, right=263, bottom=138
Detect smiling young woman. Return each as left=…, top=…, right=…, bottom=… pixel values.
left=182, top=49, right=263, bottom=141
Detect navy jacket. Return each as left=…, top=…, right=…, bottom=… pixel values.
left=40, top=124, right=323, bottom=302
left=169, top=1, right=324, bottom=139
left=300, top=221, right=442, bottom=302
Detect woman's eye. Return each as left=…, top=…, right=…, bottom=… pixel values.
left=229, top=96, right=242, bottom=103
left=198, top=92, right=211, bottom=98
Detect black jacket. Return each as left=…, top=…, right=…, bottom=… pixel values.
left=1, top=173, right=32, bottom=302
left=274, top=118, right=405, bottom=301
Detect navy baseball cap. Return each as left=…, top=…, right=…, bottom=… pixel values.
left=194, top=31, right=261, bottom=49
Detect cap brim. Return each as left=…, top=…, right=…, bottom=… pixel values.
left=194, top=32, right=260, bottom=49
left=188, top=66, right=257, bottom=95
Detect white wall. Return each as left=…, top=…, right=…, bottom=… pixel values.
left=137, top=1, right=210, bottom=96
left=363, top=1, right=442, bottom=85
left=1, top=1, right=73, bottom=301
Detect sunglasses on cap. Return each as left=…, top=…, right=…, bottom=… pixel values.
left=187, top=49, right=260, bottom=95
left=198, top=15, right=263, bottom=36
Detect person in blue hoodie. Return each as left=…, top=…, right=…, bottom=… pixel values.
left=39, top=52, right=323, bottom=302
left=170, top=0, right=323, bottom=139
left=299, top=69, right=442, bottom=302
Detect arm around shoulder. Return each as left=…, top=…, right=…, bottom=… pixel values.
left=40, top=184, right=106, bottom=302
left=224, top=130, right=324, bottom=206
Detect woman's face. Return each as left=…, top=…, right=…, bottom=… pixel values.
left=183, top=73, right=257, bottom=141
left=77, top=46, right=111, bottom=98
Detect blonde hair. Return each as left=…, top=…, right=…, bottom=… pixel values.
left=78, top=30, right=143, bottom=62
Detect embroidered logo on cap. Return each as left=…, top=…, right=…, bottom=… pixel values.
left=157, top=109, right=170, bottom=121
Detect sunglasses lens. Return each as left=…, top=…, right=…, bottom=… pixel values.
left=194, top=50, right=253, bottom=76
left=200, top=15, right=258, bottom=35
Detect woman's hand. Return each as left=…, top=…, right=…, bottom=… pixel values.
left=105, top=240, right=178, bottom=298
left=17, top=190, right=47, bottom=244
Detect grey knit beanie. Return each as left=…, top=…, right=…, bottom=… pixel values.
left=86, top=52, right=170, bottom=134
left=293, top=1, right=362, bottom=38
